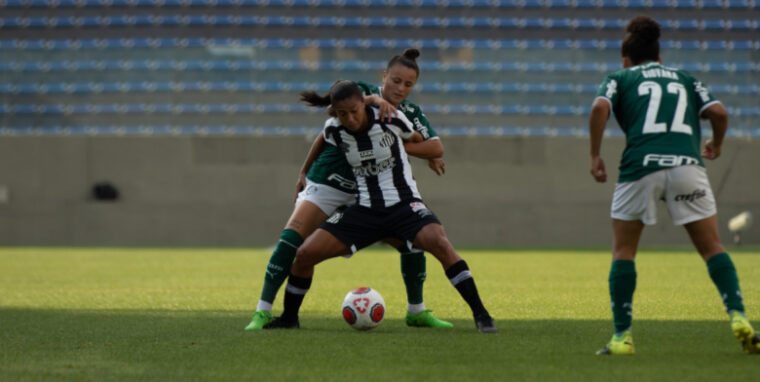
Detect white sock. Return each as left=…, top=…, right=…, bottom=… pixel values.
left=407, top=303, right=426, bottom=314
left=256, top=300, right=273, bottom=312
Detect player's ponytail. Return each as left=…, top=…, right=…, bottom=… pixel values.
left=622, top=16, right=661, bottom=65
left=386, top=48, right=421, bottom=77
left=300, top=80, right=363, bottom=108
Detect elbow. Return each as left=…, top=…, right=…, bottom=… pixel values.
left=430, top=141, right=444, bottom=158
left=590, top=101, right=609, bottom=118
left=715, top=108, right=729, bottom=125
left=704, top=104, right=729, bottom=126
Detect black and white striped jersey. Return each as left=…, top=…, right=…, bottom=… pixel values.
left=322, top=105, right=422, bottom=209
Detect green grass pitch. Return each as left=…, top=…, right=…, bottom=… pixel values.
left=1, top=247, right=760, bottom=381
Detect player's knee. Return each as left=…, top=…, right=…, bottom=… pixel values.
left=425, top=235, right=458, bottom=263
left=295, top=246, right=318, bottom=268
left=429, top=235, right=452, bottom=253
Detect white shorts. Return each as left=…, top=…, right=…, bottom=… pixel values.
left=295, top=179, right=357, bottom=216
left=611, top=165, right=717, bottom=226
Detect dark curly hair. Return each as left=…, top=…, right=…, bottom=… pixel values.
left=621, top=16, right=661, bottom=65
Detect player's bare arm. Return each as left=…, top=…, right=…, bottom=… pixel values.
left=405, top=139, right=445, bottom=176
left=404, top=131, right=424, bottom=144
left=296, top=134, right=327, bottom=197
left=404, top=139, right=443, bottom=159
left=589, top=98, right=610, bottom=183
left=701, top=103, right=729, bottom=160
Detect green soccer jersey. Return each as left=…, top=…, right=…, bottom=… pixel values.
left=595, top=61, right=720, bottom=182
left=305, top=81, right=439, bottom=193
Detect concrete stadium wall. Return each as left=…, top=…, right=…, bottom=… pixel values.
left=1, top=135, right=758, bottom=248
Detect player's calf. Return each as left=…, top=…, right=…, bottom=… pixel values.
left=444, top=260, right=496, bottom=333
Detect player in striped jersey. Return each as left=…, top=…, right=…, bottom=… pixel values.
left=266, top=80, right=496, bottom=333
left=246, top=49, right=452, bottom=331
left=589, top=16, right=759, bottom=355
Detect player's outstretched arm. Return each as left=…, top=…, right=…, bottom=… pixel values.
left=589, top=98, right=610, bottom=183
left=405, top=139, right=445, bottom=176
left=404, top=139, right=443, bottom=159
left=701, top=103, right=729, bottom=160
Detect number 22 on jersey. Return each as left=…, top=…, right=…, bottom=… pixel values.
left=638, top=81, right=693, bottom=135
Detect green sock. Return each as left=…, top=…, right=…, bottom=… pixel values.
left=259, top=229, right=304, bottom=305
left=398, top=245, right=426, bottom=305
left=609, top=260, right=636, bottom=334
left=707, top=253, right=745, bottom=313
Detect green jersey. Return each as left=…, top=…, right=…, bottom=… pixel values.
left=596, top=61, right=719, bottom=182
left=306, top=81, right=439, bottom=193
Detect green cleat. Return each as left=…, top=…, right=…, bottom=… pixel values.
left=596, top=330, right=635, bottom=355
left=730, top=311, right=760, bottom=354
left=244, top=310, right=273, bottom=331
left=405, top=310, right=454, bottom=329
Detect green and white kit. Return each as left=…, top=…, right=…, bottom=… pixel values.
left=595, top=62, right=720, bottom=224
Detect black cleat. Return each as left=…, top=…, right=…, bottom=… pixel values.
left=474, top=313, right=497, bottom=333
left=263, top=316, right=300, bottom=330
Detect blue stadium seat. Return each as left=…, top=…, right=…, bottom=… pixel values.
left=2, top=81, right=758, bottom=95
left=1, top=0, right=758, bottom=137
left=2, top=38, right=759, bottom=50
left=1, top=0, right=756, bottom=9
left=1, top=16, right=757, bottom=30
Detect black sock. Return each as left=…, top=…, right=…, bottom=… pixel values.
left=281, top=275, right=312, bottom=321
left=445, top=260, right=488, bottom=317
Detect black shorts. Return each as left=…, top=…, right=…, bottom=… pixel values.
left=321, top=199, right=441, bottom=253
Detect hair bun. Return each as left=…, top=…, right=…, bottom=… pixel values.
left=626, top=16, right=661, bottom=42
left=402, top=48, right=420, bottom=61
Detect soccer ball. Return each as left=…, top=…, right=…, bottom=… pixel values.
left=341, top=287, right=385, bottom=331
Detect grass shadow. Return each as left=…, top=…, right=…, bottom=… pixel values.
left=1, top=308, right=759, bottom=381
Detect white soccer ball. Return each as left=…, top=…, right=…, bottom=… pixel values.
left=341, top=287, right=385, bottom=331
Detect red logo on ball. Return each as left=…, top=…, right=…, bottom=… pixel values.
left=352, top=297, right=370, bottom=314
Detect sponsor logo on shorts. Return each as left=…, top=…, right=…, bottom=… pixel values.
left=326, top=211, right=344, bottom=224
left=305, top=184, right=318, bottom=195
left=674, top=189, right=707, bottom=202
left=410, top=201, right=433, bottom=218
left=353, top=157, right=396, bottom=177
left=643, top=154, right=699, bottom=167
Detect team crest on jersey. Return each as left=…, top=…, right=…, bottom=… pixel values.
left=378, top=132, right=396, bottom=148
left=409, top=201, right=432, bottom=218
left=695, top=81, right=711, bottom=102
left=605, top=80, right=618, bottom=98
